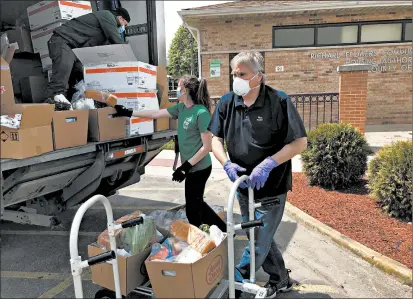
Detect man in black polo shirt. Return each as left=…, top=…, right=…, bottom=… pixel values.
left=209, top=51, right=307, bottom=298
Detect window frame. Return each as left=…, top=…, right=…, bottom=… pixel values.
left=272, top=19, right=412, bottom=48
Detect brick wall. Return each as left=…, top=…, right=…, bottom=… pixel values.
left=338, top=69, right=369, bottom=133
left=192, top=7, right=412, bottom=125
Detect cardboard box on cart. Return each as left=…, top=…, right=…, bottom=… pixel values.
left=145, top=236, right=228, bottom=299
left=73, top=44, right=157, bottom=91
left=27, top=0, right=92, bottom=31
left=88, top=244, right=152, bottom=296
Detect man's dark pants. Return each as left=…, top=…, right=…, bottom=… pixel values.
left=44, top=35, right=83, bottom=100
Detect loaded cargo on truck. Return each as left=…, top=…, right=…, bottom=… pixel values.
left=0, top=0, right=176, bottom=227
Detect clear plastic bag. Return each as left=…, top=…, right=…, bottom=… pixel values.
left=149, top=210, right=176, bottom=231
left=148, top=237, right=189, bottom=262
left=174, top=209, right=189, bottom=223
left=119, top=215, right=156, bottom=255
left=71, top=80, right=96, bottom=110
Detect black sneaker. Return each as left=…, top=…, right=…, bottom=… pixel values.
left=265, top=269, right=293, bottom=298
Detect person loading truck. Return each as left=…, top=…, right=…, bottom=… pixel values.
left=43, top=7, right=131, bottom=109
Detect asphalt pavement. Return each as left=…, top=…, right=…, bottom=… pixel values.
left=0, top=165, right=411, bottom=298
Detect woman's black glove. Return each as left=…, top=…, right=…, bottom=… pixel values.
left=113, top=105, right=133, bottom=118
left=172, top=161, right=192, bottom=182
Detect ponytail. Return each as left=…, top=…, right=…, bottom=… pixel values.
left=179, top=75, right=211, bottom=113
left=197, top=78, right=211, bottom=112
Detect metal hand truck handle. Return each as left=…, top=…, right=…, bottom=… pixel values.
left=69, top=195, right=143, bottom=298
left=227, top=176, right=281, bottom=298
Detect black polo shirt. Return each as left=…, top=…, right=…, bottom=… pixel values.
left=208, top=83, right=307, bottom=199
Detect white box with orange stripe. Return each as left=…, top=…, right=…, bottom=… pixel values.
left=73, top=44, right=157, bottom=92
left=31, top=22, right=65, bottom=53
left=27, top=1, right=92, bottom=31
left=111, top=90, right=160, bottom=136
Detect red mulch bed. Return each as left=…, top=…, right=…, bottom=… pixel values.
left=288, top=173, right=412, bottom=269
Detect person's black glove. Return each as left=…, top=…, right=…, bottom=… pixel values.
left=172, top=161, right=192, bottom=182
left=113, top=105, right=133, bottom=118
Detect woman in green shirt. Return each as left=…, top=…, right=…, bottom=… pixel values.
left=114, top=75, right=226, bottom=232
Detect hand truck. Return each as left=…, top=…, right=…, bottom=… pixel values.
left=210, top=175, right=280, bottom=299
left=69, top=194, right=144, bottom=299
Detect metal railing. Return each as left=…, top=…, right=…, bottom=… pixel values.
left=168, top=91, right=340, bottom=131
left=289, top=93, right=340, bottom=131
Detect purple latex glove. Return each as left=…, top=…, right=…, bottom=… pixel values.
left=223, top=160, right=248, bottom=189
left=248, top=157, right=279, bottom=190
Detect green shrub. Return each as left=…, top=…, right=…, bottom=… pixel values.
left=368, top=141, right=412, bottom=221
left=301, top=123, right=371, bottom=189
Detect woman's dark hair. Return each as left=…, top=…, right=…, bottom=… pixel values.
left=180, top=75, right=211, bottom=112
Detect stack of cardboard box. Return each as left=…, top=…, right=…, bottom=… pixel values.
left=0, top=55, right=89, bottom=159
left=27, top=0, right=92, bottom=71
left=73, top=44, right=160, bottom=139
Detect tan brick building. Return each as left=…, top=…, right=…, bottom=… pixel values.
left=179, top=0, right=412, bottom=126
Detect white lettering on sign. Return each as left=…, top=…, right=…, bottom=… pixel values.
left=124, top=148, right=136, bottom=155
left=275, top=66, right=284, bottom=72
left=310, top=48, right=412, bottom=73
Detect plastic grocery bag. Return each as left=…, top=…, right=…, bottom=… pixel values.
left=149, top=210, right=176, bottom=231
left=148, top=237, right=189, bottom=262
left=119, top=215, right=156, bottom=255
left=210, top=225, right=225, bottom=246
left=175, top=246, right=202, bottom=263
left=170, top=220, right=216, bottom=254
left=174, top=209, right=189, bottom=223
left=71, top=80, right=96, bottom=110
left=97, top=210, right=142, bottom=250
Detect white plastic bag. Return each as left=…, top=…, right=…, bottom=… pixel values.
left=71, top=80, right=96, bottom=110
left=1, top=114, right=22, bottom=129
left=210, top=225, right=225, bottom=246
left=175, top=246, right=202, bottom=263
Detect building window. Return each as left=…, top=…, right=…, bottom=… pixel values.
left=318, top=25, right=358, bottom=45
left=272, top=20, right=410, bottom=48
left=361, top=23, right=402, bottom=43
left=273, top=27, right=314, bottom=47
left=405, top=22, right=412, bottom=41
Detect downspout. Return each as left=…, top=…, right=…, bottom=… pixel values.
left=185, top=23, right=202, bottom=79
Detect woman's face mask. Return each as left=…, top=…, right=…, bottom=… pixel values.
left=232, top=73, right=259, bottom=96
left=119, top=25, right=125, bottom=34
left=176, top=86, right=185, bottom=101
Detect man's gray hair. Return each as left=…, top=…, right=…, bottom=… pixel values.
left=230, top=51, right=265, bottom=74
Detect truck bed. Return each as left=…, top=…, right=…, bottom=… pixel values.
left=1, top=130, right=176, bottom=171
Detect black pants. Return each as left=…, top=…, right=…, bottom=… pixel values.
left=185, top=166, right=227, bottom=232
left=44, top=35, right=83, bottom=100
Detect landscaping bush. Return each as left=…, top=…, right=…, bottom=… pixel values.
left=301, top=123, right=371, bottom=189
left=368, top=141, right=412, bottom=221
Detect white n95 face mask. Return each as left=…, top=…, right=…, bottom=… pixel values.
left=233, top=73, right=259, bottom=96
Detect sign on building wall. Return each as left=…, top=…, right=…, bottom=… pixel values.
left=210, top=60, right=221, bottom=77
left=310, top=48, right=412, bottom=72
